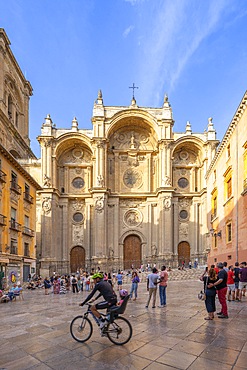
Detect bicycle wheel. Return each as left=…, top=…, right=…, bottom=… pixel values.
left=70, top=315, right=93, bottom=343
left=106, top=316, right=132, bottom=345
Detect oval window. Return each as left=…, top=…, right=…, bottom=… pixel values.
left=178, top=177, right=189, bottom=189
left=179, top=210, right=188, bottom=219
left=72, top=177, right=85, bottom=189
left=73, top=212, right=84, bottom=223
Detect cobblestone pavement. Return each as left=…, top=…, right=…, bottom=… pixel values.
left=1, top=278, right=247, bottom=370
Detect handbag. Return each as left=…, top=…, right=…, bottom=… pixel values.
left=198, top=276, right=208, bottom=300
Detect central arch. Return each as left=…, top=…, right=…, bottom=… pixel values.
left=70, top=246, right=85, bottom=273
left=123, top=235, right=141, bottom=270
left=178, top=241, right=190, bottom=267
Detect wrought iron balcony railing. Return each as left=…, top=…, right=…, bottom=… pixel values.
left=24, top=192, right=34, bottom=204
left=22, top=226, right=35, bottom=237
left=9, top=219, right=21, bottom=232
left=10, top=180, right=22, bottom=194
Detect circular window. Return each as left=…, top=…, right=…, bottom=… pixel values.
left=72, top=177, right=85, bottom=189
left=73, top=212, right=84, bottom=223
left=178, top=177, right=189, bottom=188
left=179, top=210, right=188, bottom=220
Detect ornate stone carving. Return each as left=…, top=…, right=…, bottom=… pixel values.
left=97, top=175, right=104, bottom=187
left=73, top=224, right=84, bottom=243
left=179, top=222, right=189, bottom=236
left=43, top=174, right=51, bottom=187
left=108, top=247, right=114, bottom=259
left=120, top=198, right=144, bottom=208
left=163, top=196, right=172, bottom=210
left=72, top=199, right=84, bottom=211
left=162, top=175, right=171, bottom=186
left=124, top=209, right=142, bottom=227
left=151, top=244, right=158, bottom=257
left=123, top=169, right=142, bottom=188
left=42, top=197, right=52, bottom=214
left=95, top=196, right=104, bottom=213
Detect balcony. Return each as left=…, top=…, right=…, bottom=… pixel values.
left=22, top=226, right=35, bottom=237
left=10, top=180, right=22, bottom=194
left=0, top=169, right=7, bottom=183
left=24, top=192, right=34, bottom=204
left=9, top=219, right=21, bottom=232
left=0, top=213, right=7, bottom=226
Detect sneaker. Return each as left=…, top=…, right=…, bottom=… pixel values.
left=158, top=305, right=164, bottom=308
left=218, top=314, right=229, bottom=319
left=152, top=306, right=156, bottom=308
left=217, top=312, right=222, bottom=315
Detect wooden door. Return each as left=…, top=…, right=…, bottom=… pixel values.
left=124, top=235, right=141, bottom=270
left=70, top=246, right=85, bottom=273
left=178, top=241, right=190, bottom=267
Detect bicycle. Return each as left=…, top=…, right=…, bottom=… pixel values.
left=70, top=294, right=132, bottom=345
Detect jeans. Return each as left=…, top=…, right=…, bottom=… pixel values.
left=159, top=285, right=167, bottom=306
left=130, top=282, right=138, bottom=299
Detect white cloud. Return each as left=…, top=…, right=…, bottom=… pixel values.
left=135, top=0, right=230, bottom=106
left=123, top=25, right=134, bottom=38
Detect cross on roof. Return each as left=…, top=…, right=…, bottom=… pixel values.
left=129, top=83, right=139, bottom=99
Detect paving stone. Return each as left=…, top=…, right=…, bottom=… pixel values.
left=0, top=276, right=247, bottom=370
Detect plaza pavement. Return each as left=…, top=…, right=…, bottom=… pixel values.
left=1, top=275, right=247, bottom=370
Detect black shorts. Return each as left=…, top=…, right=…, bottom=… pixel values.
left=95, top=300, right=117, bottom=310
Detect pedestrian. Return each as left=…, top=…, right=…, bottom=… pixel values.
left=239, top=261, right=247, bottom=301
left=227, top=265, right=235, bottom=301
left=146, top=267, right=159, bottom=308
left=234, top=262, right=240, bottom=300
left=208, top=262, right=228, bottom=318
left=71, top=275, right=79, bottom=293
left=129, top=271, right=140, bottom=300
left=116, top=270, right=123, bottom=290
left=85, top=274, right=90, bottom=291
left=107, top=272, right=113, bottom=286
left=43, top=277, right=51, bottom=295
left=200, top=267, right=217, bottom=320
left=53, top=276, right=60, bottom=294
left=158, top=265, right=168, bottom=307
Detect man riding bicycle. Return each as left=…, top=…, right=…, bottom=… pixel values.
left=79, top=272, right=117, bottom=328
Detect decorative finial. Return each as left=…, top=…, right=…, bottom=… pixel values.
left=98, top=90, right=102, bottom=99
left=44, top=114, right=53, bottom=126
left=71, top=117, right=78, bottom=131
left=129, top=83, right=139, bottom=100
left=186, top=120, right=192, bottom=134
left=163, top=93, right=170, bottom=108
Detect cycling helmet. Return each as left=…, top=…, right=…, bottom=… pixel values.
left=92, top=272, right=104, bottom=280
left=119, top=289, right=128, bottom=297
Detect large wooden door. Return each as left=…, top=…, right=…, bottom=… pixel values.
left=178, top=241, right=190, bottom=267
left=123, top=235, right=141, bottom=270
left=70, top=246, right=85, bottom=273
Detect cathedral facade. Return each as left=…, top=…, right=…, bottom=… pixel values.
left=34, top=92, right=218, bottom=276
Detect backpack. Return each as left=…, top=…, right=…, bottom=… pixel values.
left=72, top=278, right=76, bottom=284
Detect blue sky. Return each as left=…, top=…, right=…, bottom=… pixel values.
left=1, top=0, right=247, bottom=157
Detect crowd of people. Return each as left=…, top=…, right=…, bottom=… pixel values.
left=200, top=261, right=247, bottom=320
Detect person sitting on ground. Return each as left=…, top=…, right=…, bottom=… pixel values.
left=0, top=289, right=10, bottom=303
left=117, top=289, right=128, bottom=306
left=79, top=272, right=117, bottom=328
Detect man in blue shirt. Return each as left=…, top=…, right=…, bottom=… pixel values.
left=146, top=267, right=159, bottom=308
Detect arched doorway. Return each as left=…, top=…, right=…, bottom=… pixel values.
left=123, top=235, right=141, bottom=270
left=178, top=241, right=190, bottom=267
left=70, top=246, right=85, bottom=273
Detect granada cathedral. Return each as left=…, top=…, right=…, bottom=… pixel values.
left=0, top=28, right=224, bottom=278
left=32, top=92, right=218, bottom=277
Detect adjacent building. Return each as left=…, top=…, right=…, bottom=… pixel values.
left=206, top=91, right=247, bottom=265
left=0, top=29, right=40, bottom=287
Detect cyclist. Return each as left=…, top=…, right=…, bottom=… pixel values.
left=79, top=272, right=117, bottom=328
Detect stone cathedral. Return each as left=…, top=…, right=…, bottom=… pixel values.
left=32, top=91, right=218, bottom=277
